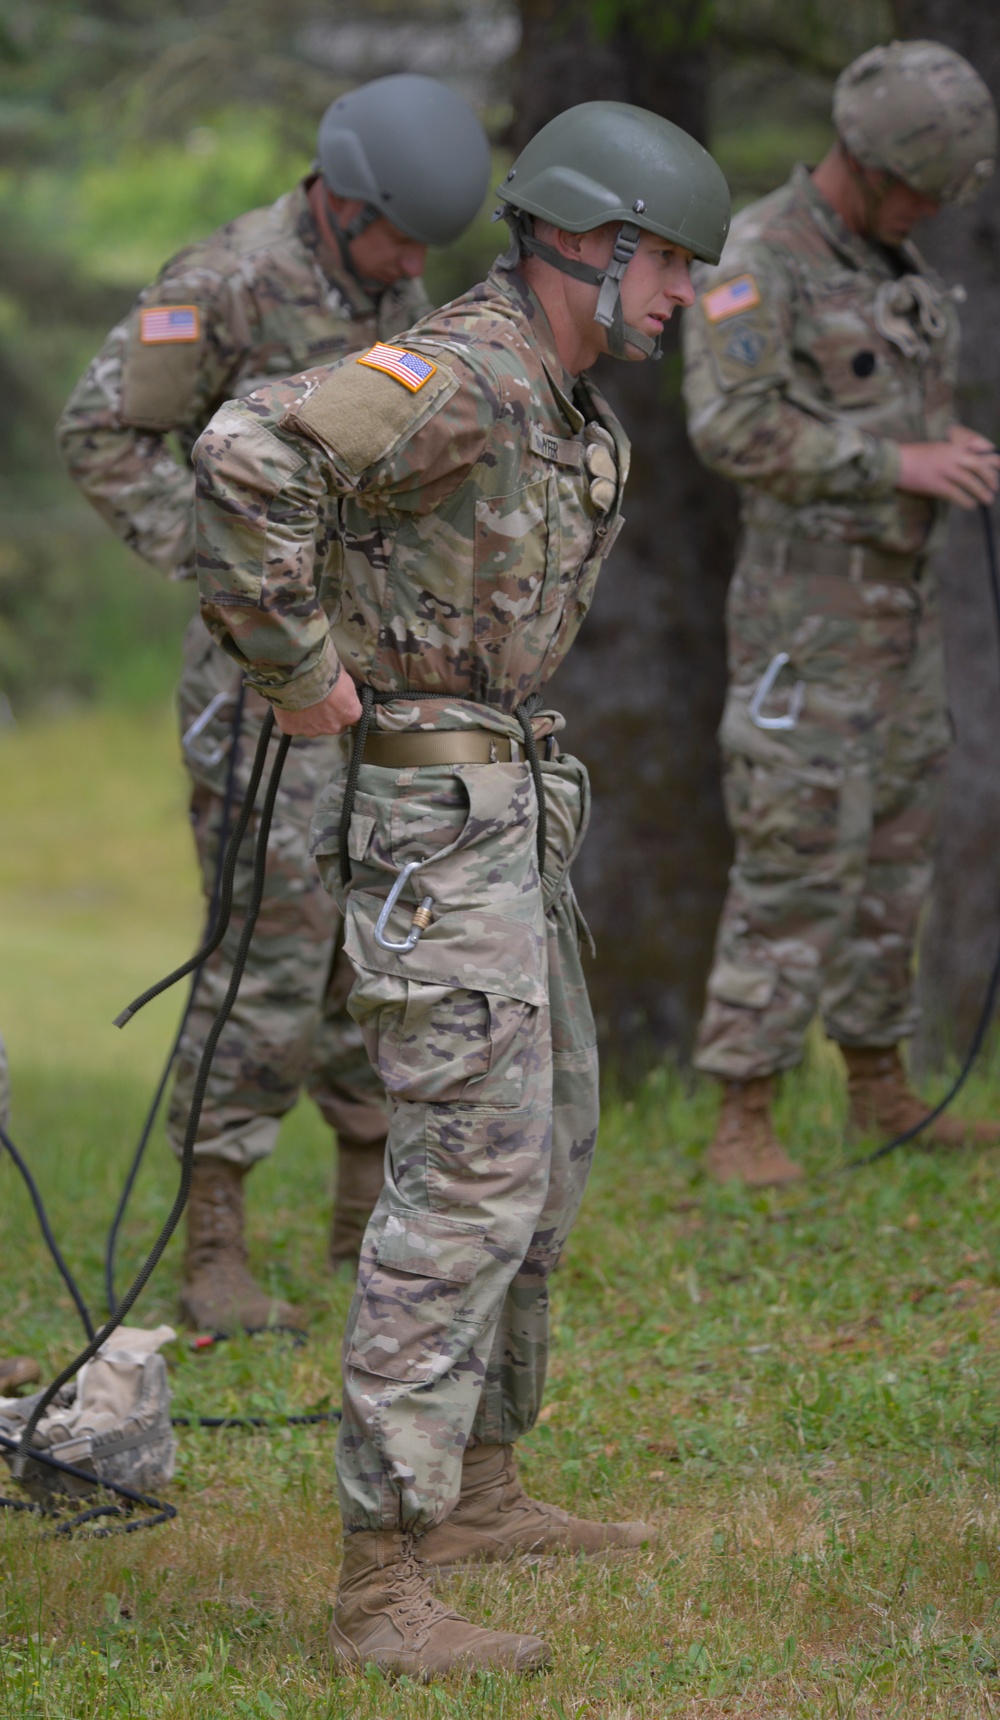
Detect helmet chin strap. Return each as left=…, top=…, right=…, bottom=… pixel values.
left=497, top=208, right=662, bottom=360
left=317, top=180, right=386, bottom=295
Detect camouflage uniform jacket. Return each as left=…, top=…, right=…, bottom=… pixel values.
left=58, top=180, right=430, bottom=579
left=682, top=163, right=961, bottom=556
left=194, top=265, right=630, bottom=721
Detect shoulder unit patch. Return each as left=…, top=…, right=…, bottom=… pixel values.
left=702, top=274, right=760, bottom=323
left=288, top=348, right=458, bottom=475
left=139, top=305, right=201, bottom=344
left=357, top=343, right=437, bottom=391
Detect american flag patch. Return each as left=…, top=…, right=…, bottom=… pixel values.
left=357, top=344, right=437, bottom=391
left=702, top=274, right=760, bottom=323
left=139, top=305, right=201, bottom=344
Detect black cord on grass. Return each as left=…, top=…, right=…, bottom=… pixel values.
left=841, top=501, right=1000, bottom=1173
left=13, top=713, right=290, bottom=1480
left=170, top=1411, right=340, bottom=1428
left=113, top=690, right=271, bottom=1028
left=0, top=1428, right=176, bottom=1536
left=0, top=1122, right=95, bottom=1340
left=105, top=683, right=247, bottom=1315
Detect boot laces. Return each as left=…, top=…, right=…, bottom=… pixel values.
left=385, top=1544, right=460, bottom=1636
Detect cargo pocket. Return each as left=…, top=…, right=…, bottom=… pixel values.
left=371, top=981, right=534, bottom=1105
left=346, top=1206, right=486, bottom=1384
left=706, top=961, right=778, bottom=1010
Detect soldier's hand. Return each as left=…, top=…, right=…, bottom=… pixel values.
left=273, top=675, right=362, bottom=736
left=897, top=431, right=1000, bottom=510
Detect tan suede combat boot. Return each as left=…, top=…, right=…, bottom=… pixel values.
left=705, top=1075, right=804, bottom=1187
left=417, top=1442, right=652, bottom=1572
left=328, top=1136, right=386, bottom=1273
left=842, top=1045, right=1000, bottom=1148
left=329, top=1529, right=550, bottom=1678
left=0, top=1357, right=40, bottom=1395
left=179, top=1156, right=302, bottom=1333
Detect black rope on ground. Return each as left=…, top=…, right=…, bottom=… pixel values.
left=841, top=500, right=1000, bottom=1173
left=0, top=1122, right=95, bottom=1341
left=170, top=1411, right=340, bottom=1428
left=14, top=712, right=290, bottom=1481
left=0, top=1428, right=176, bottom=1537
left=104, top=683, right=247, bottom=1315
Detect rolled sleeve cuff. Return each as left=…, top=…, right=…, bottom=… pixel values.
left=247, top=640, right=342, bottom=711
left=864, top=436, right=902, bottom=495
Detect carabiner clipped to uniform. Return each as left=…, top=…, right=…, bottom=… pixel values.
left=374, top=859, right=435, bottom=954
left=748, top=652, right=806, bottom=731
left=182, top=689, right=239, bottom=768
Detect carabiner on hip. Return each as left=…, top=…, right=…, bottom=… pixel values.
left=373, top=859, right=435, bottom=954
left=748, top=652, right=805, bottom=731
left=182, top=689, right=239, bottom=768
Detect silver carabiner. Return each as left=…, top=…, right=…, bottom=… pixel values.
left=373, top=860, right=435, bottom=954
left=182, top=689, right=238, bottom=768
left=748, top=652, right=805, bottom=732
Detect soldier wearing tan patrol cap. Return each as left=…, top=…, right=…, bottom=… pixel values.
left=684, top=41, right=1000, bottom=1185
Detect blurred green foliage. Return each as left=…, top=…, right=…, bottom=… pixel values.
left=0, top=0, right=888, bottom=715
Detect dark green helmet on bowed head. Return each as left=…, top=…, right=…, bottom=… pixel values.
left=495, top=100, right=731, bottom=359
left=317, top=74, right=491, bottom=249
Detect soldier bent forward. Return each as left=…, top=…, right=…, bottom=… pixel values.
left=684, top=41, right=1000, bottom=1184
left=194, top=103, right=730, bottom=1677
left=58, top=77, right=490, bottom=1328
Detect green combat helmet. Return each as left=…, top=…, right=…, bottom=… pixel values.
left=834, top=40, right=998, bottom=205
left=495, top=100, right=731, bottom=360
left=317, top=74, right=491, bottom=248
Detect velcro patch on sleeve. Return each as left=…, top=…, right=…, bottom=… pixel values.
left=702, top=274, right=760, bottom=323
left=357, top=343, right=437, bottom=391
left=139, top=305, right=201, bottom=343
left=290, top=351, right=457, bottom=475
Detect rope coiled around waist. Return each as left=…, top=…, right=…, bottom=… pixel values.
left=338, top=685, right=547, bottom=890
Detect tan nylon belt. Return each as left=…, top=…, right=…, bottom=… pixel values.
left=742, top=528, right=923, bottom=583
left=361, top=730, right=518, bottom=768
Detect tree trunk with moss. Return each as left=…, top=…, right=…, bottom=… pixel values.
left=510, top=0, right=738, bottom=1069
left=888, top=0, right=1000, bottom=1064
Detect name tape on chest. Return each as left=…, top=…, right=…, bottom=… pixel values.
left=139, top=305, right=201, bottom=344
left=528, top=424, right=584, bottom=468
left=702, top=274, right=760, bottom=324
left=357, top=343, right=437, bottom=392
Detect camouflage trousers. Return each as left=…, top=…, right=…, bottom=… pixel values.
left=312, top=737, right=598, bottom=1532
left=167, top=617, right=387, bottom=1166
left=695, top=536, right=951, bottom=1082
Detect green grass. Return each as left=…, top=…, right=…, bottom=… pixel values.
left=3, top=707, right=1000, bottom=1716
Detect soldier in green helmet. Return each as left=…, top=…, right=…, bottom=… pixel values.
left=192, top=101, right=729, bottom=1675
left=684, top=41, right=1000, bottom=1185
left=58, top=76, right=491, bottom=1334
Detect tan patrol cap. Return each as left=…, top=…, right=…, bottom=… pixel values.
left=834, top=39, right=997, bottom=204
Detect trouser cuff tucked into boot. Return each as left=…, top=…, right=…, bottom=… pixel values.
left=328, top=1135, right=386, bottom=1272
left=841, top=1044, right=1000, bottom=1148
left=416, top=1442, right=652, bottom=1571
left=330, top=1528, right=550, bottom=1678
left=704, top=1075, right=803, bottom=1187
left=179, top=1156, right=303, bottom=1333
